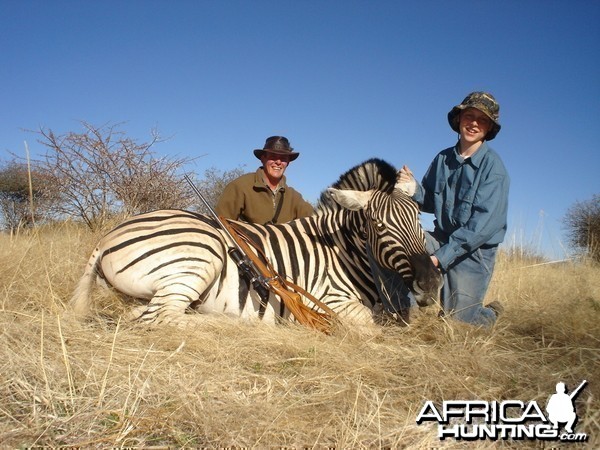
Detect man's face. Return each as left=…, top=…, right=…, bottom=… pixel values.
left=261, top=151, right=290, bottom=182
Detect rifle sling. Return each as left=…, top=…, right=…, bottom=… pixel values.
left=221, top=218, right=337, bottom=323
left=270, top=189, right=284, bottom=224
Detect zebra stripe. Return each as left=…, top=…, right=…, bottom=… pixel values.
left=71, top=159, right=442, bottom=327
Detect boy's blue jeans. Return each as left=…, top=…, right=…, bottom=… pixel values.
left=368, top=231, right=498, bottom=327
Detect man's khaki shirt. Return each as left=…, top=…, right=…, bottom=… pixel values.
left=215, top=168, right=314, bottom=224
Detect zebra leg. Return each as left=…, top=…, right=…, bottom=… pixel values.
left=127, top=255, right=226, bottom=326
left=326, top=297, right=376, bottom=325
left=131, top=284, right=203, bottom=327
left=324, top=298, right=383, bottom=336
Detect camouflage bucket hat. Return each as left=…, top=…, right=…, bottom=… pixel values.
left=447, top=92, right=501, bottom=140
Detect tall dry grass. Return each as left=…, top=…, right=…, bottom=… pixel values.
left=1, top=223, right=598, bottom=448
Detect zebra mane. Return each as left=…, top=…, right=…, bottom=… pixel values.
left=317, top=158, right=397, bottom=210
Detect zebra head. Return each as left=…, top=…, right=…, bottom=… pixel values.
left=325, top=159, right=442, bottom=307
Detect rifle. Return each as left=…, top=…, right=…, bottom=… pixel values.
left=184, top=174, right=270, bottom=301
left=569, top=380, right=587, bottom=400
left=184, top=174, right=336, bottom=334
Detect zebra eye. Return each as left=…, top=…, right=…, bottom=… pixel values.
left=374, top=221, right=386, bottom=232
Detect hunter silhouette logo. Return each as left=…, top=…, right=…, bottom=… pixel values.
left=546, top=380, right=587, bottom=434
left=416, top=380, right=589, bottom=442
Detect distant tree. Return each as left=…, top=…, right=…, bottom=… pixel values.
left=563, top=194, right=600, bottom=263
left=190, top=166, right=245, bottom=215
left=0, top=160, right=48, bottom=231
left=33, top=122, right=197, bottom=230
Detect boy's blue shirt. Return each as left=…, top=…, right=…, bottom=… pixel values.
left=413, top=141, right=510, bottom=270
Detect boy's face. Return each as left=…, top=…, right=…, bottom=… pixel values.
left=459, top=107, right=492, bottom=143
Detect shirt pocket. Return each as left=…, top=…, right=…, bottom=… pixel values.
left=455, top=185, right=476, bottom=226
left=433, top=178, right=446, bottom=194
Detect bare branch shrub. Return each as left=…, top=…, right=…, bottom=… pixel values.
left=564, top=194, right=600, bottom=263
left=33, top=122, right=196, bottom=230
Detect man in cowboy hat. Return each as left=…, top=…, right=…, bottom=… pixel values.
left=385, top=92, right=509, bottom=326
left=216, top=136, right=314, bottom=224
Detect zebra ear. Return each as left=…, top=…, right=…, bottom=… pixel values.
left=327, top=188, right=373, bottom=211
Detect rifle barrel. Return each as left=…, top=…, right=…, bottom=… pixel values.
left=184, top=173, right=270, bottom=299
left=183, top=174, right=241, bottom=251
left=569, top=380, right=587, bottom=399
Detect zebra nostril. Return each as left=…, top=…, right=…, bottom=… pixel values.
left=412, top=271, right=443, bottom=306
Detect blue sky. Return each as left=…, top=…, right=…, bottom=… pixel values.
left=2, top=0, right=598, bottom=259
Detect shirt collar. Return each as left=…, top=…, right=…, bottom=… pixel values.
left=254, top=167, right=287, bottom=191
left=452, top=141, right=489, bottom=168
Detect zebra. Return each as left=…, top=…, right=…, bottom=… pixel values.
left=70, top=158, right=442, bottom=328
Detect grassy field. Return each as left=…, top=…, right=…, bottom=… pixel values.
left=1, top=223, right=598, bottom=448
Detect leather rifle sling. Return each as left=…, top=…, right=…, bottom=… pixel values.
left=221, top=218, right=337, bottom=333
left=269, top=189, right=284, bottom=224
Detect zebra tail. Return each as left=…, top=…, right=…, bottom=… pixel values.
left=70, top=248, right=101, bottom=318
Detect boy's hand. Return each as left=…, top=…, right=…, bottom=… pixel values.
left=396, top=165, right=417, bottom=196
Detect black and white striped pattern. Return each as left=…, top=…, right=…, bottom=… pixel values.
left=71, top=159, right=442, bottom=327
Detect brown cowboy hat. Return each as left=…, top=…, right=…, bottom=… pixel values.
left=253, top=136, right=300, bottom=161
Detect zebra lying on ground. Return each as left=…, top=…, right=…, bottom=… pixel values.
left=70, top=158, right=442, bottom=328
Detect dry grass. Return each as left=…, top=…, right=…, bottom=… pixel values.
left=1, top=223, right=599, bottom=448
